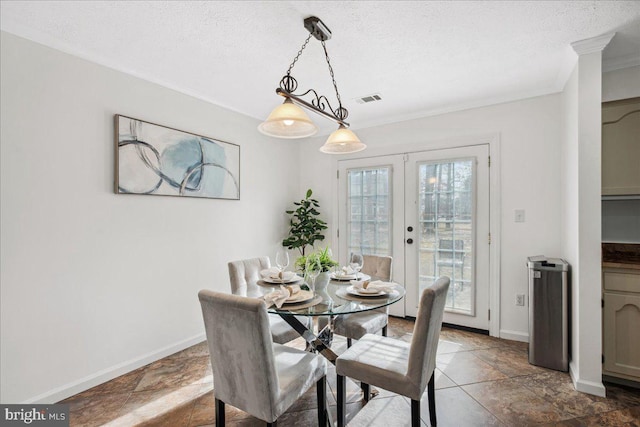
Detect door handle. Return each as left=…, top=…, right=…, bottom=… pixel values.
left=406, top=238, right=414, bottom=244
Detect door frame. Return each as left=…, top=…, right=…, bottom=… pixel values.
left=330, top=133, right=502, bottom=337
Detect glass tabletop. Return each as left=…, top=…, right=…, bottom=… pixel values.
left=247, top=277, right=405, bottom=316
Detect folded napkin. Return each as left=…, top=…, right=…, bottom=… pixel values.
left=260, top=268, right=297, bottom=282
left=263, top=285, right=301, bottom=308
left=352, top=280, right=397, bottom=294
left=337, top=266, right=357, bottom=276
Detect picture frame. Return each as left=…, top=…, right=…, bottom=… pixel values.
left=115, top=115, right=240, bottom=200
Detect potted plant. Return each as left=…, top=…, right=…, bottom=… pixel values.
left=282, top=189, right=327, bottom=256
left=295, top=247, right=338, bottom=291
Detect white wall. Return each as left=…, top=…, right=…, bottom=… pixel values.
left=602, top=65, right=640, bottom=102
left=0, top=32, right=300, bottom=403
left=299, top=94, right=563, bottom=341
left=560, top=47, right=606, bottom=396
left=561, top=65, right=580, bottom=383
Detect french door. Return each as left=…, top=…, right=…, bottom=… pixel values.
left=338, top=155, right=405, bottom=317
left=405, top=146, right=489, bottom=329
left=338, top=145, right=490, bottom=330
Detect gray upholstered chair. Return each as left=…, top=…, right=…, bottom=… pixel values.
left=335, top=277, right=450, bottom=427
left=334, top=254, right=393, bottom=347
left=228, top=257, right=301, bottom=345
left=198, top=290, right=328, bottom=427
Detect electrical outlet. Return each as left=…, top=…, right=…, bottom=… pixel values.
left=516, top=294, right=526, bottom=306
left=515, top=209, right=525, bottom=223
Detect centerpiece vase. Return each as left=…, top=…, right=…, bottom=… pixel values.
left=315, top=271, right=331, bottom=291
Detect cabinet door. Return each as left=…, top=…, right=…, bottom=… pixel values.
left=603, top=292, right=640, bottom=379
left=602, top=99, right=640, bottom=196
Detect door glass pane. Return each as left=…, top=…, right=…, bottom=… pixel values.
left=418, top=160, right=474, bottom=315
left=347, top=167, right=391, bottom=256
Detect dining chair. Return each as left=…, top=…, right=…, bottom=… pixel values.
left=335, top=276, right=450, bottom=427
left=228, top=256, right=301, bottom=345
left=334, top=254, right=393, bottom=347
left=199, top=290, right=328, bottom=427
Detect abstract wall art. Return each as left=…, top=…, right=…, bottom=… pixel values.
left=115, top=115, right=240, bottom=200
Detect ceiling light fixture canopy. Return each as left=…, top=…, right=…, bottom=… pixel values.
left=258, top=16, right=366, bottom=154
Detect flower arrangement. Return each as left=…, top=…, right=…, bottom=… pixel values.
left=295, top=246, right=338, bottom=273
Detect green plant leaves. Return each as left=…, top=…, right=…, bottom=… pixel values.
left=282, top=189, right=327, bottom=256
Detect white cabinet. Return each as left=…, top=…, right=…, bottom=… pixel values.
left=603, top=268, right=640, bottom=382
left=602, top=98, right=640, bottom=196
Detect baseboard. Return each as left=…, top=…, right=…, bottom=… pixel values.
left=499, top=329, right=529, bottom=343
left=24, top=333, right=206, bottom=404
left=569, top=361, right=606, bottom=397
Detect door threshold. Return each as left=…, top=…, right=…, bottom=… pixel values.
left=442, top=322, right=489, bottom=336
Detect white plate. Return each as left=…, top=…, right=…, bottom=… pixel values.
left=262, top=275, right=303, bottom=284
left=331, top=273, right=371, bottom=281
left=283, top=289, right=314, bottom=304
left=346, top=285, right=387, bottom=297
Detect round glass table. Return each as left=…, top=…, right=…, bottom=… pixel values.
left=248, top=276, right=405, bottom=363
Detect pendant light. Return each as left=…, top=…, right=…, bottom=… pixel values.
left=258, top=16, right=366, bottom=154
left=258, top=99, right=318, bottom=138
left=320, top=125, right=366, bottom=154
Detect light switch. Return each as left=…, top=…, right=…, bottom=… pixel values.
left=515, top=209, right=525, bottom=223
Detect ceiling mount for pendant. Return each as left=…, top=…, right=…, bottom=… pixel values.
left=258, top=16, right=366, bottom=155
left=304, top=16, right=332, bottom=41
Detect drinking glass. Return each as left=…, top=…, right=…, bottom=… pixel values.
left=275, top=250, right=289, bottom=283
left=306, top=257, right=321, bottom=295
left=327, top=248, right=338, bottom=275
left=350, top=258, right=363, bottom=280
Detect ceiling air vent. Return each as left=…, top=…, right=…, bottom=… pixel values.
left=355, top=93, right=382, bottom=104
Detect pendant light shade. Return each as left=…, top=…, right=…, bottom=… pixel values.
left=319, top=125, right=366, bottom=154
left=258, top=99, right=318, bottom=139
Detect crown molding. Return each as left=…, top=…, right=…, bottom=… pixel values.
left=571, top=33, right=615, bottom=55
left=603, top=52, right=640, bottom=73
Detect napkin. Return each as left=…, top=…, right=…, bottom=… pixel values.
left=352, top=280, right=397, bottom=294
left=260, top=268, right=297, bottom=282
left=263, top=285, right=300, bottom=308
left=336, top=266, right=357, bottom=276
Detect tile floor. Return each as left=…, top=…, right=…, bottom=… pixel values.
left=60, top=317, right=640, bottom=426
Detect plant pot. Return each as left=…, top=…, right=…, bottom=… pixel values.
left=315, top=271, right=331, bottom=291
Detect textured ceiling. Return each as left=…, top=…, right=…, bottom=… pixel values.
left=2, top=1, right=639, bottom=134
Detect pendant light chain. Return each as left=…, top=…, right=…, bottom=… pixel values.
left=321, top=40, right=347, bottom=120
left=286, top=34, right=313, bottom=75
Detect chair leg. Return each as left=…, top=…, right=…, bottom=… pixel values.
left=411, top=399, right=420, bottom=427
left=382, top=325, right=388, bottom=336
left=361, top=382, right=370, bottom=402
left=215, top=398, right=225, bottom=427
left=428, top=372, right=437, bottom=426
left=347, top=338, right=352, bottom=348
left=317, top=376, right=327, bottom=426
left=337, top=374, right=346, bottom=427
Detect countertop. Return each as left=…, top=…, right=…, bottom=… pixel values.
left=603, top=262, right=640, bottom=271
left=602, top=243, right=640, bottom=270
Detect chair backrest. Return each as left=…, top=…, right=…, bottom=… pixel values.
left=407, top=277, right=450, bottom=393
left=228, top=256, right=271, bottom=296
left=361, top=255, right=393, bottom=281
left=438, top=239, right=464, bottom=261
left=198, top=290, right=278, bottom=421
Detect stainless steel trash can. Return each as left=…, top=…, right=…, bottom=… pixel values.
left=527, top=256, right=570, bottom=372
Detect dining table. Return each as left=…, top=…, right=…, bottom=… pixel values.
left=249, top=273, right=406, bottom=364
